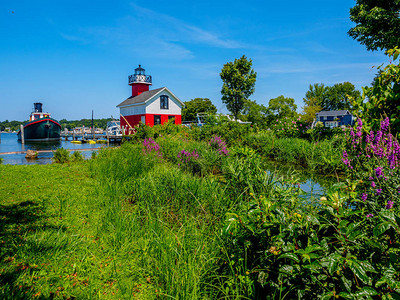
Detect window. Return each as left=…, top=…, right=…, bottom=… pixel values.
left=168, top=115, right=175, bottom=124
left=160, top=95, right=169, bottom=109
left=154, top=115, right=161, bottom=125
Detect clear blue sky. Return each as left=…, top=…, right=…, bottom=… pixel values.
left=0, top=0, right=388, bottom=121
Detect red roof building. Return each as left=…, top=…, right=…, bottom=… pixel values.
left=117, top=65, right=183, bottom=134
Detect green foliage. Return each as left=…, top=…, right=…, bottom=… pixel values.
left=270, top=116, right=308, bottom=139
left=241, top=99, right=269, bottom=128
left=304, top=83, right=327, bottom=108
left=0, top=120, right=25, bottom=132
left=220, top=154, right=400, bottom=299
left=349, top=0, right=400, bottom=51
left=324, top=82, right=361, bottom=111
left=52, top=148, right=70, bottom=163
left=266, top=95, right=298, bottom=123
left=5, top=114, right=400, bottom=299
left=301, top=99, right=322, bottom=124
left=220, top=55, right=257, bottom=120
left=181, top=98, right=217, bottom=121
left=59, top=118, right=113, bottom=130
left=352, top=47, right=400, bottom=135
left=303, top=82, right=360, bottom=114
left=71, top=151, right=84, bottom=162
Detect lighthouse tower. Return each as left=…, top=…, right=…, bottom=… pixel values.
left=117, top=65, right=183, bottom=132
left=128, top=65, right=152, bottom=96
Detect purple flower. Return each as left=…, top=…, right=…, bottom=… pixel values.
left=366, top=213, right=374, bottom=218
left=361, top=193, right=368, bottom=201
left=386, top=200, right=394, bottom=209
left=376, top=188, right=382, bottom=195
left=374, top=130, right=383, bottom=145
left=375, top=167, right=384, bottom=178
left=381, top=117, right=390, bottom=133
left=371, top=181, right=376, bottom=188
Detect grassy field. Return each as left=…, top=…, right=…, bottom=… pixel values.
left=1, top=125, right=399, bottom=299
left=0, top=143, right=229, bottom=299
left=0, top=162, right=159, bottom=299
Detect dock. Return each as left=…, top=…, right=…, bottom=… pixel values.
left=60, top=131, right=123, bottom=143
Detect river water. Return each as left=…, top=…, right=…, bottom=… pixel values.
left=1, top=132, right=334, bottom=197
left=0, top=133, right=113, bottom=165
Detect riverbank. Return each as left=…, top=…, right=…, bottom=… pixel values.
left=1, top=122, right=399, bottom=298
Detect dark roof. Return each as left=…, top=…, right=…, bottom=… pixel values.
left=316, top=110, right=351, bottom=116
left=117, top=87, right=165, bottom=107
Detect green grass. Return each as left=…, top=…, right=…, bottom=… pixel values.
left=0, top=131, right=349, bottom=299
left=0, top=163, right=156, bottom=299
left=0, top=143, right=230, bottom=299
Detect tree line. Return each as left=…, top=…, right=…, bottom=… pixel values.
left=183, top=0, right=400, bottom=133
left=0, top=118, right=113, bottom=132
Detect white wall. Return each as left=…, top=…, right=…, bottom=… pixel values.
left=146, top=90, right=182, bottom=115
left=120, top=104, right=146, bottom=116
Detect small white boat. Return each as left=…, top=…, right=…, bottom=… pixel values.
left=106, top=120, right=122, bottom=136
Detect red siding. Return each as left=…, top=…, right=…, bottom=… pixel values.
left=120, top=114, right=182, bottom=133
left=145, top=114, right=182, bottom=127
left=131, top=84, right=150, bottom=96
left=145, top=114, right=154, bottom=126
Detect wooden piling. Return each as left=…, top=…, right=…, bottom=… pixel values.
left=20, top=124, right=25, bottom=144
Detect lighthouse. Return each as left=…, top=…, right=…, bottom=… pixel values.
left=128, top=65, right=152, bottom=96
left=117, top=65, right=183, bottom=133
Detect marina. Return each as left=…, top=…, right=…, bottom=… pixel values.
left=0, top=133, right=116, bottom=165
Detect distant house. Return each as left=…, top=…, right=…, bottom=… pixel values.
left=315, top=110, right=354, bottom=128
left=117, top=65, right=183, bottom=134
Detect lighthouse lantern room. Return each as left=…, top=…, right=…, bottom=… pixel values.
left=117, top=65, right=183, bottom=133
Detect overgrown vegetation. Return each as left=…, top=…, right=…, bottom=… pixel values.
left=2, top=114, right=399, bottom=299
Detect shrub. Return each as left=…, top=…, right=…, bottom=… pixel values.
left=53, top=148, right=70, bottom=163
left=142, top=138, right=163, bottom=159
left=271, top=117, right=309, bottom=138
left=177, top=149, right=201, bottom=175
left=209, top=136, right=229, bottom=156
left=71, top=151, right=84, bottom=162
left=218, top=118, right=400, bottom=299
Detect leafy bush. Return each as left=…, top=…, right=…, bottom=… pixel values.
left=52, top=148, right=70, bottom=164
left=352, top=48, right=400, bottom=135
left=271, top=117, right=309, bottom=138
left=218, top=118, right=400, bottom=299
left=71, top=151, right=84, bottom=162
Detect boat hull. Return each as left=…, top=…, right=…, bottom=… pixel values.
left=17, top=118, right=61, bottom=142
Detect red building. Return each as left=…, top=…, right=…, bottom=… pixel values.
left=117, top=65, right=183, bottom=133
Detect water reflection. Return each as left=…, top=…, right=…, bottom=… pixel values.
left=264, top=161, right=340, bottom=199
left=0, top=133, right=112, bottom=165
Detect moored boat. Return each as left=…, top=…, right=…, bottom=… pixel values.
left=17, top=103, right=61, bottom=142
left=106, top=120, right=122, bottom=136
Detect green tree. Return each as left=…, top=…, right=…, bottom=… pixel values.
left=323, top=82, right=361, bottom=111
left=181, top=98, right=217, bottom=121
left=266, top=95, right=298, bottom=124
left=352, top=47, right=400, bottom=134
left=303, top=82, right=360, bottom=113
left=303, top=83, right=327, bottom=107
left=301, top=98, right=322, bottom=124
left=241, top=99, right=269, bottom=127
left=220, top=55, right=257, bottom=120
left=349, top=0, right=400, bottom=51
